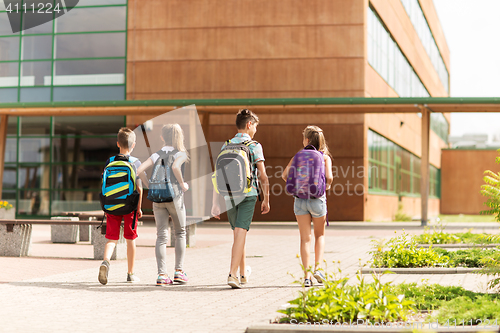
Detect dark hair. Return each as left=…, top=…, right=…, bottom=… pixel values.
left=236, top=109, right=259, bottom=129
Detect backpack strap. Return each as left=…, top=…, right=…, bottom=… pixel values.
left=242, top=140, right=262, bottom=201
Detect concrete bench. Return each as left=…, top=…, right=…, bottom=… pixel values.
left=73, top=212, right=208, bottom=248
left=135, top=215, right=208, bottom=247
left=0, top=218, right=139, bottom=260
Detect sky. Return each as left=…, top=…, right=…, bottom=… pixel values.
left=434, top=0, right=500, bottom=140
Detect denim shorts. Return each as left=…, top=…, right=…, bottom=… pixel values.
left=293, top=195, right=327, bottom=218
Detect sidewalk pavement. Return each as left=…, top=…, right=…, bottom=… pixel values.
left=0, top=221, right=497, bottom=333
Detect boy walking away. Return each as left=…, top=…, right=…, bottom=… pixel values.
left=211, top=109, right=270, bottom=289
left=98, top=127, right=143, bottom=285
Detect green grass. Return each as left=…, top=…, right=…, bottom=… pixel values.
left=438, top=214, right=496, bottom=223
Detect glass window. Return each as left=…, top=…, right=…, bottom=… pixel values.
left=53, top=115, right=124, bottom=135
left=55, top=32, right=126, bottom=58
left=22, top=35, right=52, bottom=60
left=53, top=59, right=125, bottom=85
left=0, top=88, right=18, bottom=102
left=21, top=11, right=54, bottom=34
left=22, top=7, right=55, bottom=34
left=7, top=116, right=17, bottom=135
left=51, top=190, right=101, bottom=215
left=0, top=63, right=19, bottom=87
left=20, top=117, right=50, bottom=135
left=53, top=137, right=118, bottom=163
left=52, top=165, right=103, bottom=189
left=19, top=138, right=51, bottom=162
left=0, top=37, right=20, bottom=60
left=20, top=87, right=51, bottom=102
left=21, top=61, right=51, bottom=86
left=0, top=14, right=18, bottom=35
left=52, top=85, right=124, bottom=101
left=55, top=7, right=126, bottom=33
left=3, top=166, right=17, bottom=189
left=17, top=190, right=50, bottom=216
left=4, top=137, right=17, bottom=162
left=18, top=165, right=50, bottom=189
left=72, top=0, right=127, bottom=6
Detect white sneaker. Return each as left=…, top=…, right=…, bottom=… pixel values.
left=127, top=273, right=140, bottom=283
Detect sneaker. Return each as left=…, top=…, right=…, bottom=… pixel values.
left=174, top=270, right=189, bottom=284
left=156, top=275, right=173, bottom=286
left=227, top=275, right=242, bottom=289
left=240, top=265, right=251, bottom=284
left=304, top=278, right=313, bottom=288
left=127, top=273, right=140, bottom=283
left=98, top=260, right=110, bottom=285
left=313, top=270, right=325, bottom=284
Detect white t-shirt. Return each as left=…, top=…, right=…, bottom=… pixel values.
left=150, top=146, right=187, bottom=164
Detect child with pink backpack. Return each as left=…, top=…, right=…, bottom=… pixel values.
left=282, top=125, right=333, bottom=287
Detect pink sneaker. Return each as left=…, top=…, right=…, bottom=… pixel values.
left=156, top=275, right=173, bottom=286
left=174, top=270, right=189, bottom=284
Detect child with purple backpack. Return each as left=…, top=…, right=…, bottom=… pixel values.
left=282, top=125, right=333, bottom=287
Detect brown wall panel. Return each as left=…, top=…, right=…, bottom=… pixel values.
left=364, top=65, right=399, bottom=98
left=131, top=26, right=364, bottom=62
left=128, top=0, right=365, bottom=30
left=370, top=0, right=447, bottom=96
left=127, top=91, right=366, bottom=100
left=441, top=150, right=498, bottom=215
left=128, top=59, right=365, bottom=96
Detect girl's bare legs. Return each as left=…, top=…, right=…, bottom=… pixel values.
left=312, top=215, right=326, bottom=271
left=296, top=214, right=313, bottom=279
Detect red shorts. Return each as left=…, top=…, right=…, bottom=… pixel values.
left=105, top=212, right=138, bottom=240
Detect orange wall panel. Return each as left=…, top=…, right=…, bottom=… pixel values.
left=131, top=26, right=364, bottom=62
left=128, top=59, right=365, bottom=97
left=366, top=194, right=439, bottom=221
left=441, top=150, right=498, bottom=215
left=128, top=0, right=365, bottom=30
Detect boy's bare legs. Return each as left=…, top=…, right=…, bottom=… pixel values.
left=99, top=240, right=117, bottom=285
left=103, top=240, right=117, bottom=262
left=296, top=214, right=312, bottom=279
left=126, top=239, right=136, bottom=274
left=312, top=216, right=326, bottom=271
left=229, top=227, right=247, bottom=277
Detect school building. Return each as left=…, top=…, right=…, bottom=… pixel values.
left=0, top=0, right=494, bottom=222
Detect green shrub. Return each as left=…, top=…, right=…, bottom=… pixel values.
left=278, top=267, right=415, bottom=324
left=370, top=231, right=449, bottom=268
left=430, top=296, right=500, bottom=325
left=387, top=283, right=497, bottom=311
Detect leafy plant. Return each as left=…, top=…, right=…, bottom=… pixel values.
left=278, top=264, right=415, bottom=324
left=387, top=283, right=500, bottom=311
left=0, top=201, right=13, bottom=210
left=370, top=231, right=449, bottom=268
left=481, top=151, right=500, bottom=222
left=394, top=203, right=412, bottom=222
left=429, top=296, right=500, bottom=325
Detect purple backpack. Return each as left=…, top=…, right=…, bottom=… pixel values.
left=285, top=145, right=326, bottom=199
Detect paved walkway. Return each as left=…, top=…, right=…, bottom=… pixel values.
left=0, top=222, right=497, bottom=332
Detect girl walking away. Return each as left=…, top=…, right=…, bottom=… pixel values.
left=282, top=125, right=333, bottom=287
left=137, top=124, right=190, bottom=285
